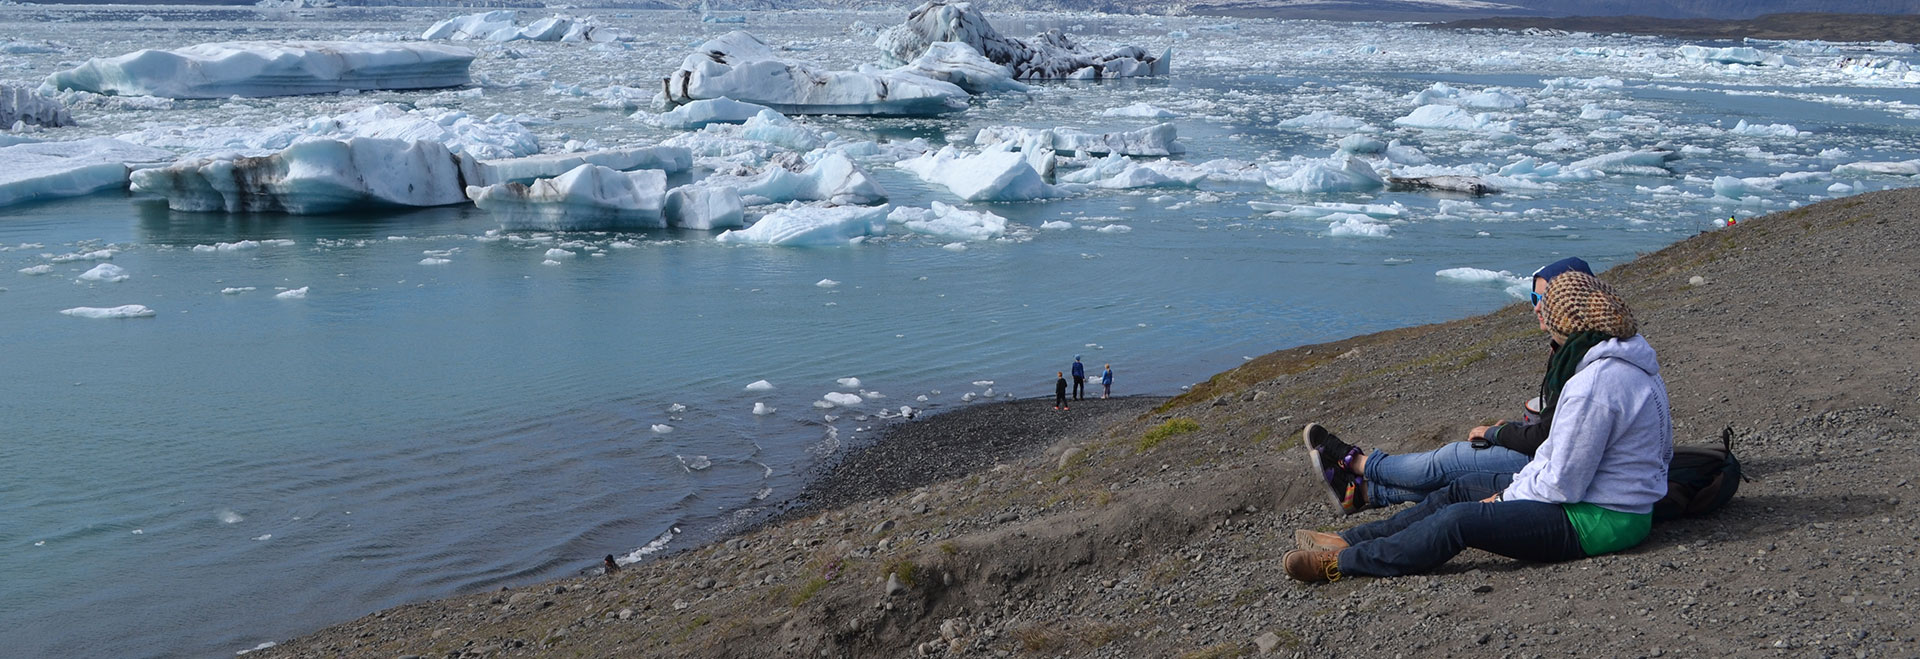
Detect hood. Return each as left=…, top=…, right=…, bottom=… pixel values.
left=1578, top=334, right=1659, bottom=377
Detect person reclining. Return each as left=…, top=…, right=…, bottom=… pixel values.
left=1305, top=257, right=1594, bottom=514
left=1284, top=271, right=1672, bottom=582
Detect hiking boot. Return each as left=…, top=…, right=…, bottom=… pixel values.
left=1302, top=423, right=1362, bottom=472
left=1283, top=549, right=1342, bottom=583
left=1293, top=529, right=1349, bottom=552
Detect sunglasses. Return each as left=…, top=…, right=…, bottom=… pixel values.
left=1530, top=291, right=1545, bottom=307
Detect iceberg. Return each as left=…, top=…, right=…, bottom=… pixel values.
left=1393, top=105, right=1513, bottom=133
left=474, top=146, right=692, bottom=185
left=466, top=164, right=667, bottom=231
left=1335, top=134, right=1387, bottom=154
left=886, top=41, right=1029, bottom=94
left=649, top=97, right=774, bottom=130
left=1386, top=175, right=1497, bottom=196
left=1676, top=45, right=1790, bottom=67
left=899, top=146, right=1053, bottom=202
left=1458, top=90, right=1527, bottom=109
left=61, top=305, right=156, bottom=319
left=1832, top=160, right=1920, bottom=176
left=45, top=41, right=476, bottom=99
left=1729, top=120, right=1803, bottom=138
left=1277, top=111, right=1367, bottom=132
left=1100, top=102, right=1179, bottom=119
left=976, top=123, right=1183, bottom=157
left=663, top=31, right=967, bottom=116
left=1570, top=148, right=1680, bottom=177
left=78, top=263, right=130, bottom=283
left=875, top=1, right=1168, bottom=80
left=1264, top=157, right=1384, bottom=194
left=130, top=137, right=483, bottom=213
left=739, top=110, right=821, bottom=151
left=2, top=85, right=73, bottom=129
left=0, top=138, right=175, bottom=208
left=728, top=151, right=887, bottom=206
left=1055, top=154, right=1209, bottom=189
left=715, top=204, right=890, bottom=247
left=886, top=202, right=1007, bottom=241
left=664, top=185, right=745, bottom=230
left=422, top=11, right=625, bottom=43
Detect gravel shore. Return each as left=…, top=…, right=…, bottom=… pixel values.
left=262, top=189, right=1920, bottom=658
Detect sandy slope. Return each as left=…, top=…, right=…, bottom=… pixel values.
left=263, top=188, right=1920, bottom=658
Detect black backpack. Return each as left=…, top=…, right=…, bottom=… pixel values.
left=1653, top=426, right=1743, bottom=523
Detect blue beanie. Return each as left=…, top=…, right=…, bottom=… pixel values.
left=1530, top=257, right=1592, bottom=284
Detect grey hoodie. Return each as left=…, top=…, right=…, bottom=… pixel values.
left=1503, top=335, right=1673, bottom=514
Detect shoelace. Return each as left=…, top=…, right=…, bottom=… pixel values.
left=1324, top=557, right=1343, bottom=583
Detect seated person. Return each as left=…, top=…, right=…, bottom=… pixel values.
left=1284, top=271, right=1672, bottom=582
left=1305, top=257, right=1594, bottom=514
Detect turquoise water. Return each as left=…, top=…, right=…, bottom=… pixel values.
left=4, top=6, right=1919, bottom=657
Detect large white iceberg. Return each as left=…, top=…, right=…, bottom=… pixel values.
left=715, top=204, right=890, bottom=246
left=649, top=97, right=774, bottom=130
left=1263, top=157, right=1385, bottom=194
left=3, top=85, right=73, bottom=129
left=130, top=137, right=482, bottom=213
left=899, top=146, right=1054, bottom=202
left=663, top=31, right=967, bottom=116
left=664, top=185, right=745, bottom=230
left=466, top=163, right=666, bottom=230
left=422, top=10, right=625, bottom=43
left=887, top=202, right=1007, bottom=241
left=975, top=123, right=1183, bottom=157
left=0, top=138, right=175, bottom=208
left=875, top=1, right=1168, bottom=80
left=45, top=41, right=476, bottom=99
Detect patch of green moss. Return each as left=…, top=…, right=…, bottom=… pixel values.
left=1137, top=418, right=1199, bottom=452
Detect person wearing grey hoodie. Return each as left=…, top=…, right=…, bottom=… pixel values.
left=1283, top=271, right=1672, bottom=582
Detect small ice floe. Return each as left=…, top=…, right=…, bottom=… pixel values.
left=899, top=405, right=915, bottom=418
left=753, top=402, right=776, bottom=415
left=915, top=394, right=929, bottom=402
left=961, top=392, right=976, bottom=402
left=50, top=249, right=116, bottom=263
left=218, top=510, right=244, bottom=524
left=131, top=529, right=144, bottom=534
left=971, top=380, right=993, bottom=387
left=545, top=248, right=574, bottom=259
left=678, top=455, right=712, bottom=471
left=419, top=258, right=450, bottom=265
left=651, top=424, right=674, bottom=433
left=1436, top=267, right=1531, bottom=299
left=221, top=286, right=255, bottom=294
left=252, top=534, right=272, bottom=541
left=822, top=414, right=838, bottom=422
left=19, top=264, right=53, bottom=275
left=981, top=387, right=995, bottom=397
left=77, top=263, right=129, bottom=283
left=62, top=305, right=156, bottom=319
left=1101, top=102, right=1180, bottom=119
left=823, top=391, right=863, bottom=406
left=236, top=641, right=278, bottom=655
left=836, top=376, right=861, bottom=388
left=816, top=279, right=839, bottom=288
left=34, top=540, right=44, bottom=546
left=667, top=403, right=687, bottom=413
left=745, top=379, right=775, bottom=391
left=1040, top=220, right=1073, bottom=230
left=275, top=287, right=308, bottom=299
left=813, top=400, right=835, bottom=409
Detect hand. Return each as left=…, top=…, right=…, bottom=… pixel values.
left=1469, top=425, right=1493, bottom=440
left=1480, top=493, right=1499, bottom=503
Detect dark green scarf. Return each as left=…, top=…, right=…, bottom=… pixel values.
left=1538, top=331, right=1615, bottom=417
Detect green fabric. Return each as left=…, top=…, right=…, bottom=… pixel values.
left=1563, top=502, right=1651, bottom=556
left=1538, top=331, right=1613, bottom=417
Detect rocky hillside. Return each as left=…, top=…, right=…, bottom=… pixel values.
left=264, top=188, right=1920, bottom=658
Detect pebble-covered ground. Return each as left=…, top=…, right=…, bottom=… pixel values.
left=262, top=188, right=1919, bottom=658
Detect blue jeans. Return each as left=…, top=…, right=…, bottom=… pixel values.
left=1336, top=473, right=1585, bottom=578
left=1363, top=442, right=1532, bottom=507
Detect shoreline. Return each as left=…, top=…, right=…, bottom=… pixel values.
left=1431, top=13, right=1920, bottom=44
left=262, top=188, right=1920, bottom=658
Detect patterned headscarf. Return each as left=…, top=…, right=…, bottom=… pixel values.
left=1542, top=271, right=1637, bottom=338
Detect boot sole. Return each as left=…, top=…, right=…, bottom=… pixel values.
left=1301, top=423, right=1347, bottom=515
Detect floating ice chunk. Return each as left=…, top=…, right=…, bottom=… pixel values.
left=0, top=138, right=175, bottom=208
left=1040, top=220, right=1073, bottom=230
left=419, top=258, right=450, bottom=265
left=663, top=185, right=745, bottom=230
left=651, top=424, right=673, bottom=433
left=1409, top=81, right=1459, bottom=105
left=888, top=41, right=1029, bottom=94
left=875, top=1, right=1168, bottom=80
left=218, top=510, right=244, bottom=524
left=422, top=11, right=625, bottom=43
left=252, top=535, right=271, bottom=542
left=1393, top=105, right=1512, bottom=133
left=2, top=84, right=73, bottom=129
left=1276, top=111, right=1366, bottom=132
left=1729, top=120, right=1803, bottom=138
left=475, top=146, right=693, bottom=185
left=1436, top=267, right=1529, bottom=298
left=816, top=279, right=840, bottom=288
left=1579, top=104, right=1623, bottom=120
left=1257, top=201, right=1404, bottom=219
left=45, top=41, right=475, bottom=99
left=823, top=391, right=863, bottom=406
left=78, top=263, right=129, bottom=282
left=665, top=31, right=967, bottom=116
left=1832, top=160, right=1920, bottom=176
left=1387, top=175, right=1497, bottom=196
left=1675, top=45, right=1788, bottom=66
left=221, top=286, right=255, bottom=294
left=130, top=137, right=482, bottom=213
left=960, top=392, right=976, bottom=402
left=667, top=403, right=687, bottom=413
left=1336, top=134, right=1386, bottom=154
left=1542, top=76, right=1624, bottom=90
left=739, top=110, right=822, bottom=151
left=275, top=287, right=308, bottom=299
left=1326, top=214, right=1389, bottom=238
left=837, top=377, right=861, bottom=388
left=19, top=264, right=54, bottom=275
left=715, top=204, right=889, bottom=246
left=51, top=249, right=116, bottom=263
left=886, top=202, right=1008, bottom=241
left=466, top=164, right=667, bottom=231
left=731, top=151, right=886, bottom=206
left=678, top=454, right=711, bottom=471
left=753, top=402, right=776, bottom=415
left=649, top=96, right=774, bottom=130
left=1264, top=157, right=1384, bottom=194
left=1570, top=149, right=1679, bottom=177
left=544, top=248, right=575, bottom=259
left=1097, top=224, right=1130, bottom=233
left=1100, top=102, right=1178, bottom=119
left=976, top=123, right=1183, bottom=157
left=1458, top=90, right=1527, bottom=110
left=61, top=304, right=156, bottom=319
left=1828, top=182, right=1854, bottom=194
left=900, top=146, right=1053, bottom=202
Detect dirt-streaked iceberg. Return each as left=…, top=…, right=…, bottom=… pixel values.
left=130, top=137, right=482, bottom=213
left=422, top=10, right=625, bottom=43
left=876, top=1, right=1168, bottom=80
left=44, top=41, right=475, bottom=99
left=663, top=31, right=967, bottom=116
left=2, top=84, right=73, bottom=129
left=466, top=163, right=666, bottom=231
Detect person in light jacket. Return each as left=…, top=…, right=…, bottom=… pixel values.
left=1284, top=271, right=1672, bottom=582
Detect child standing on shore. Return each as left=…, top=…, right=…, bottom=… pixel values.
left=1054, top=372, right=1069, bottom=410
left=1101, top=364, right=1114, bottom=399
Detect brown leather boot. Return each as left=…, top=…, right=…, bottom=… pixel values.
left=1283, top=549, right=1343, bottom=583
left=1293, top=529, right=1349, bottom=551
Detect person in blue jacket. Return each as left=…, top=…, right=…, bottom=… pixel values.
left=1070, top=355, right=1086, bottom=401
left=1101, top=364, right=1114, bottom=399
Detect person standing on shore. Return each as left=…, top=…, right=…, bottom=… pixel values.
left=1054, top=372, right=1070, bottom=410
left=1101, top=364, right=1114, bottom=399
left=1070, top=356, right=1086, bottom=401
left=1284, top=270, right=1671, bottom=583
